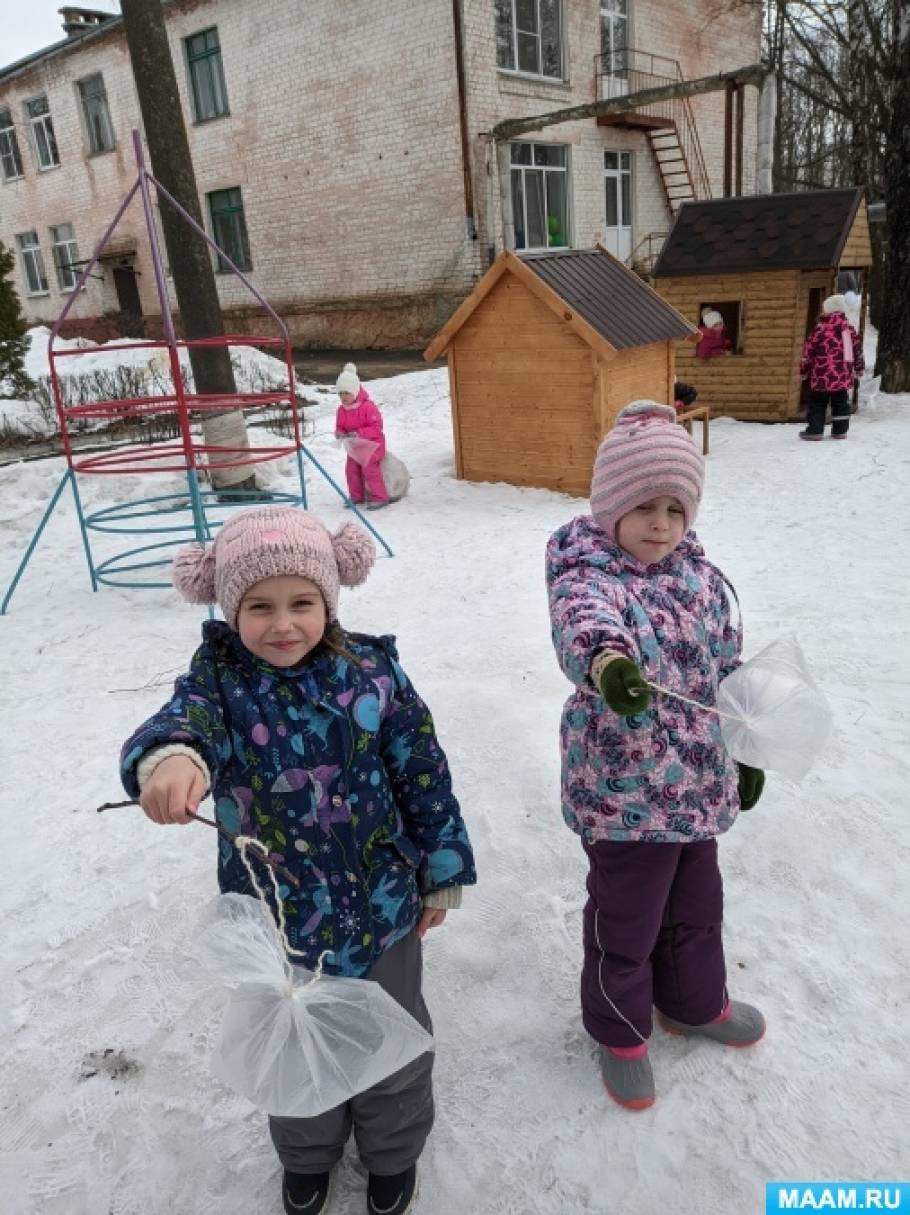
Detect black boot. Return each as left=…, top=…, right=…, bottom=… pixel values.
left=283, top=1169, right=332, bottom=1214
left=366, top=1165, right=417, bottom=1215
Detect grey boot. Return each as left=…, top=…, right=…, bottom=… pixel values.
left=599, top=1047, right=655, bottom=1110
left=659, top=1000, right=765, bottom=1047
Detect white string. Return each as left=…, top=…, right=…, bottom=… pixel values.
left=639, top=681, right=748, bottom=724
left=235, top=834, right=330, bottom=986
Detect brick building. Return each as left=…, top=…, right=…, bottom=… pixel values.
left=0, top=1, right=762, bottom=346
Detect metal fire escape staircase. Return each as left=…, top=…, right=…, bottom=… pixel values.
left=595, top=50, right=712, bottom=269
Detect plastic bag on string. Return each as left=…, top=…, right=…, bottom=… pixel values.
left=380, top=451, right=410, bottom=501
left=715, top=635, right=833, bottom=782
left=195, top=893, right=435, bottom=1118
left=341, top=435, right=380, bottom=466
left=858, top=374, right=881, bottom=410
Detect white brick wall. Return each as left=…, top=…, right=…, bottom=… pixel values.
left=0, top=0, right=761, bottom=344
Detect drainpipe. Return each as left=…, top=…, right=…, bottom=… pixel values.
left=452, top=0, right=477, bottom=240
left=756, top=70, right=776, bottom=194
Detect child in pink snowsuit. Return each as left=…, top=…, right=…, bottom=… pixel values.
left=546, top=401, right=766, bottom=1113
left=334, top=363, right=389, bottom=509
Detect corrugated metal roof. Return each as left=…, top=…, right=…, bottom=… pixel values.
left=652, top=188, right=865, bottom=278
left=519, top=248, right=695, bottom=351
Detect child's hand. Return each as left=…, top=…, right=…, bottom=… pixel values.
left=416, top=907, right=447, bottom=938
left=599, top=657, right=652, bottom=715
left=140, top=755, right=206, bottom=825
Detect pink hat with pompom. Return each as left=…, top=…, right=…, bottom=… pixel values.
left=590, top=400, right=705, bottom=541
left=172, top=505, right=375, bottom=627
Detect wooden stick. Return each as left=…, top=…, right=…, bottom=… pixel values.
left=96, top=799, right=301, bottom=889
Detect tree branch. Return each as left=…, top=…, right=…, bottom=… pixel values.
left=96, top=799, right=301, bottom=889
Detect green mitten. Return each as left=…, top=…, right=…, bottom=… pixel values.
left=599, top=658, right=652, bottom=715
left=737, top=763, right=765, bottom=811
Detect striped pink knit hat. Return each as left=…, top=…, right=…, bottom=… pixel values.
left=590, top=401, right=704, bottom=540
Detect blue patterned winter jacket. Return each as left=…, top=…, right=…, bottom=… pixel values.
left=121, top=622, right=476, bottom=977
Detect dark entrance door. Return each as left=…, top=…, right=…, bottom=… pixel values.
left=799, top=286, right=824, bottom=410
left=112, top=265, right=144, bottom=336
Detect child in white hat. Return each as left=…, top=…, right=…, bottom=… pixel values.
left=334, top=362, right=389, bottom=509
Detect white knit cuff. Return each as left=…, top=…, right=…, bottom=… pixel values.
left=590, top=649, right=627, bottom=689
left=136, top=744, right=211, bottom=793
left=422, top=886, right=463, bottom=911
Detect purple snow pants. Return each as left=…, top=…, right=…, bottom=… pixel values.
left=581, top=838, right=728, bottom=1048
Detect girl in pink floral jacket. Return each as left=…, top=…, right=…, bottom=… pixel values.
left=799, top=294, right=864, bottom=440
left=546, top=401, right=766, bottom=1112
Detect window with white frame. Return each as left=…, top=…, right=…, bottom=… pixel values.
left=77, top=74, right=115, bottom=154
left=510, top=142, right=569, bottom=250
left=600, top=0, right=629, bottom=77
left=0, top=108, right=24, bottom=181
left=16, top=231, right=49, bottom=294
left=207, top=187, right=251, bottom=271
left=495, top=0, right=563, bottom=79
left=186, top=27, right=230, bottom=121
left=50, top=223, right=80, bottom=291
left=25, top=96, right=60, bottom=170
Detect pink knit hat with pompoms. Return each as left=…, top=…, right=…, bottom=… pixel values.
left=590, top=401, right=705, bottom=540
left=172, top=506, right=375, bottom=626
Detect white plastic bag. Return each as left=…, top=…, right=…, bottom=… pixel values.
left=715, top=636, right=833, bottom=782
left=341, top=435, right=380, bottom=466
left=196, top=894, right=434, bottom=1117
left=380, top=451, right=410, bottom=502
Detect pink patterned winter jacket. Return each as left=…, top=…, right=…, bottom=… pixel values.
left=335, top=387, right=387, bottom=458
left=800, top=312, right=864, bottom=393
left=546, top=515, right=743, bottom=844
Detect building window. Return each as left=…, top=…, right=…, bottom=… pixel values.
left=186, top=28, right=230, bottom=121
left=600, top=0, right=629, bottom=78
left=51, top=223, right=80, bottom=291
left=16, top=231, right=49, bottom=294
left=495, top=0, right=563, bottom=79
left=0, top=108, right=24, bottom=181
left=208, top=187, right=251, bottom=271
left=77, top=74, right=115, bottom=154
left=603, top=150, right=633, bottom=260
left=25, top=96, right=60, bottom=170
left=510, top=142, right=569, bottom=251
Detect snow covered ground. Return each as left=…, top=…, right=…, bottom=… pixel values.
left=1, top=359, right=908, bottom=1215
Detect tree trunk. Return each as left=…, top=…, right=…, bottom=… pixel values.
left=875, top=0, right=910, bottom=391
left=120, top=0, right=255, bottom=493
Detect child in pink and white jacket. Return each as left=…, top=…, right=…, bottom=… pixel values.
left=799, top=294, right=864, bottom=441
left=545, top=401, right=766, bottom=1111
left=334, top=362, right=389, bottom=509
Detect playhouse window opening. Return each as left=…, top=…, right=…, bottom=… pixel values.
left=700, top=300, right=744, bottom=354
left=510, top=141, right=569, bottom=251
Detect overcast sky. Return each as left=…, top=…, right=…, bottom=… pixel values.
left=4, top=1, right=122, bottom=70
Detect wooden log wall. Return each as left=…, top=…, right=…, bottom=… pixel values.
left=840, top=202, right=873, bottom=267
left=657, top=270, right=814, bottom=421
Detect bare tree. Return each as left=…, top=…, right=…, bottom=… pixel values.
left=875, top=0, right=910, bottom=389
left=120, top=0, right=256, bottom=496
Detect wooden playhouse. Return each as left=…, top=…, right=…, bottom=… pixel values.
left=651, top=187, right=872, bottom=422
left=423, top=247, right=695, bottom=496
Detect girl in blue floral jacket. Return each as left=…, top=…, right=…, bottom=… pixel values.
left=120, top=505, right=475, bottom=1215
